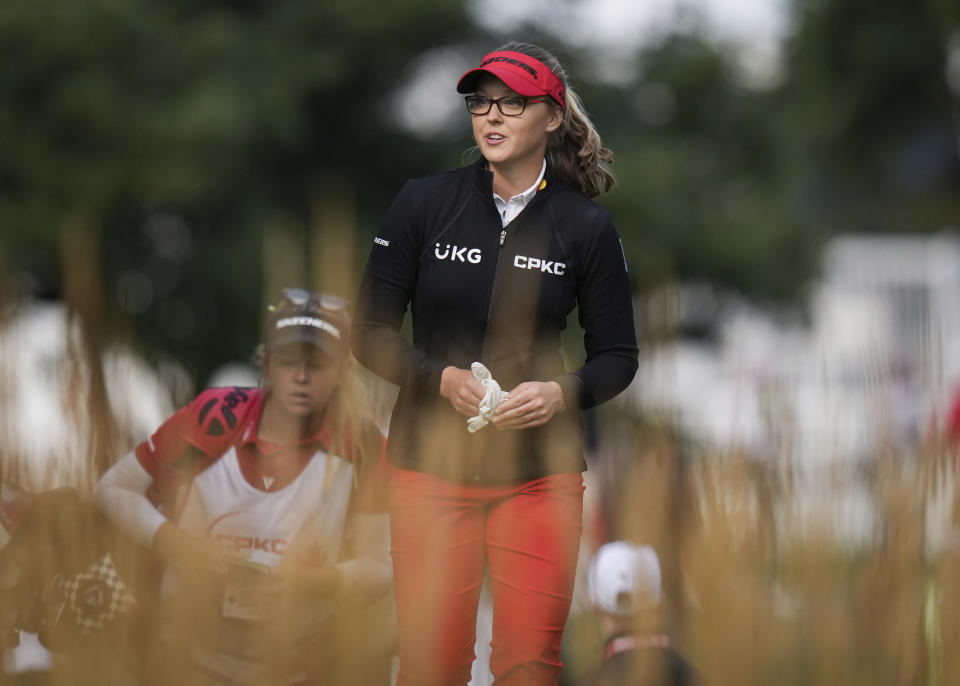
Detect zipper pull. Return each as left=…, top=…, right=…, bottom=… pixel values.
left=499, top=230, right=506, bottom=246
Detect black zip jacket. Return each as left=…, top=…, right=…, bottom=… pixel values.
left=352, top=161, right=638, bottom=484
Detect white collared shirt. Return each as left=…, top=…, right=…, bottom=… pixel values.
left=492, top=159, right=547, bottom=227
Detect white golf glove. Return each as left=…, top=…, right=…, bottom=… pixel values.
left=467, top=362, right=508, bottom=433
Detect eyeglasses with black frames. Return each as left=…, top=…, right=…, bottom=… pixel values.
left=464, top=94, right=550, bottom=117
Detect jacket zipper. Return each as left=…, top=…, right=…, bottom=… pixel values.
left=472, top=225, right=509, bottom=482
left=478, top=228, right=508, bottom=367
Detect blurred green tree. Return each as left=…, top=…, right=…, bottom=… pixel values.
left=778, top=0, right=960, bottom=234
left=583, top=0, right=960, bottom=306
left=3, top=0, right=960, bottom=385
left=595, top=36, right=816, bottom=302
left=0, top=0, right=472, bottom=386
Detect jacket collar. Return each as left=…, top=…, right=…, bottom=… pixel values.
left=470, top=157, right=556, bottom=199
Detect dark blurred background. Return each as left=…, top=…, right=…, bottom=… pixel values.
left=3, top=0, right=958, bottom=385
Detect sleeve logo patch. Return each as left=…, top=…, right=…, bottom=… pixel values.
left=374, top=237, right=390, bottom=247
left=197, top=388, right=249, bottom=437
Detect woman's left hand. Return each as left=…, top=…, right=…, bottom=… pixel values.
left=492, top=381, right=565, bottom=430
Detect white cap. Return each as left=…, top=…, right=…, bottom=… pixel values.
left=587, top=541, right=662, bottom=615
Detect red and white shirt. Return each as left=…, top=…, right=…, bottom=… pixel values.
left=132, top=386, right=385, bottom=564
left=96, top=386, right=390, bottom=684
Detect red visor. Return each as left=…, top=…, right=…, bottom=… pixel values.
left=457, top=50, right=566, bottom=109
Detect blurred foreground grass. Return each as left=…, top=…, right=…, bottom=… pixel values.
left=570, top=413, right=960, bottom=686
left=2, top=305, right=959, bottom=684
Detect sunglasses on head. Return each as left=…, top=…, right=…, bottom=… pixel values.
left=268, top=289, right=350, bottom=317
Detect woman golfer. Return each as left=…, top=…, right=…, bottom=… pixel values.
left=353, top=42, right=638, bottom=686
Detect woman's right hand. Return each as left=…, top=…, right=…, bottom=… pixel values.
left=439, top=366, right=485, bottom=418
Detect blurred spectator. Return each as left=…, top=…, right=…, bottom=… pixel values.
left=94, top=289, right=394, bottom=685
left=579, top=542, right=696, bottom=686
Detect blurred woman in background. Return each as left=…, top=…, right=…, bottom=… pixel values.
left=353, top=42, right=638, bottom=686
left=96, top=289, right=392, bottom=685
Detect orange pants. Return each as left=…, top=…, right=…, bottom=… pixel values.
left=389, top=468, right=584, bottom=686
